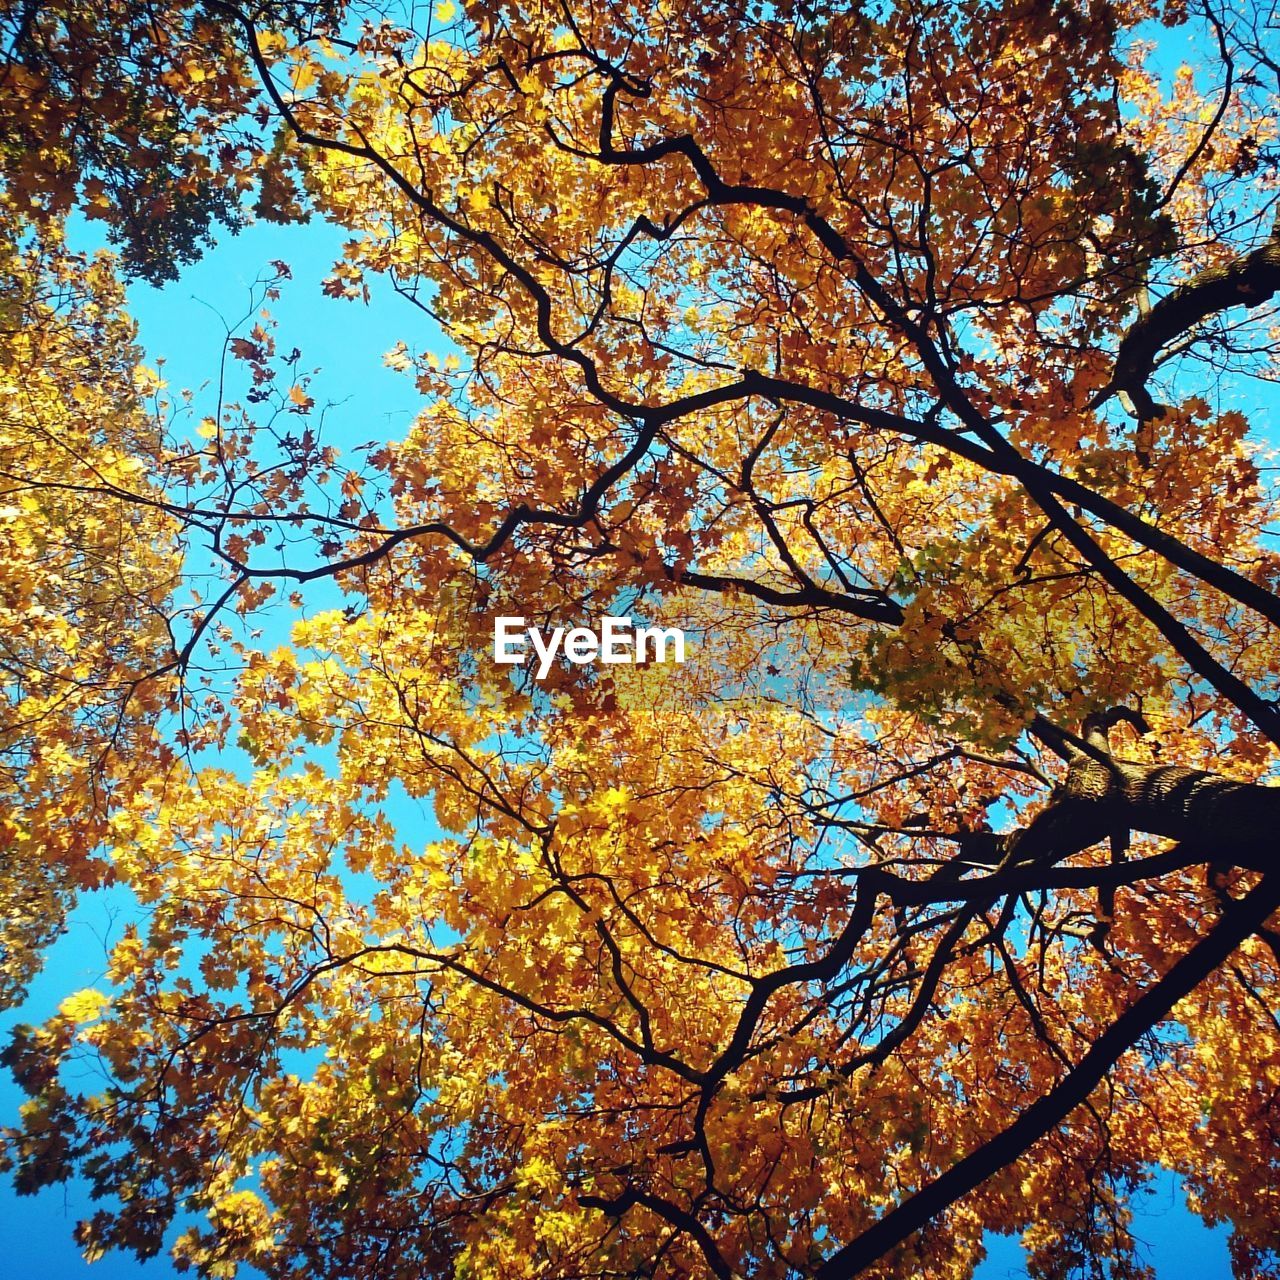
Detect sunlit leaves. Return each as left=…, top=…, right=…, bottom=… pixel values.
left=4, top=0, right=1280, bottom=1277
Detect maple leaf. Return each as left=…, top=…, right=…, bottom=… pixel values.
left=287, top=384, right=315, bottom=412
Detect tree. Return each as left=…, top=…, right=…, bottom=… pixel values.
left=2, top=0, right=1280, bottom=1276
left=0, top=198, right=183, bottom=1005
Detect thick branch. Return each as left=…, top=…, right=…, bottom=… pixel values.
left=1102, top=213, right=1280, bottom=420
left=813, top=875, right=1280, bottom=1280
left=1036, top=753, right=1280, bottom=874
left=948, top=750, right=1280, bottom=876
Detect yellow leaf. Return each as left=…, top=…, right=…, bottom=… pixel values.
left=59, top=988, right=109, bottom=1024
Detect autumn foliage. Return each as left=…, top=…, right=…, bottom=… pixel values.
left=3, top=0, right=1280, bottom=1276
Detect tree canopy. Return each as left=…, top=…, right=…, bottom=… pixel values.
left=2, top=0, right=1280, bottom=1276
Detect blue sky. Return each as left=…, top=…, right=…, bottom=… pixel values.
left=0, top=191, right=1244, bottom=1277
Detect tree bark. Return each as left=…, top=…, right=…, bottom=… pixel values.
left=950, top=743, right=1280, bottom=877
left=1006, top=754, right=1280, bottom=873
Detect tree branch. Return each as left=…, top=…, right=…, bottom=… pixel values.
left=1099, top=209, right=1280, bottom=421
left=812, top=875, right=1280, bottom=1280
